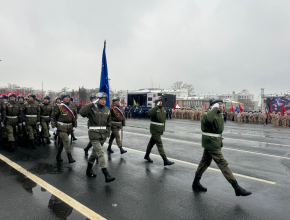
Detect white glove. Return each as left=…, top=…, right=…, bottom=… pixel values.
left=212, top=103, right=220, bottom=109
left=37, top=122, right=40, bottom=125
left=23, top=122, right=25, bottom=126
left=1, top=122, right=4, bottom=127
left=157, top=102, right=161, bottom=106
left=53, top=127, right=57, bottom=133
left=73, top=127, right=76, bottom=132
left=93, top=99, right=99, bottom=104
left=19, top=123, right=22, bottom=126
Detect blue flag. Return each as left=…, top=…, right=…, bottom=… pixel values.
left=235, top=106, right=240, bottom=112
left=99, top=41, right=110, bottom=108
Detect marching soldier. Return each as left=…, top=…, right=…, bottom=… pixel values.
left=17, top=95, right=26, bottom=146
left=144, top=96, right=174, bottom=166
left=22, top=94, right=40, bottom=149
left=51, top=92, right=77, bottom=163
left=79, top=92, right=115, bottom=182
left=107, top=97, right=127, bottom=154
left=39, top=96, right=53, bottom=144
left=70, top=97, right=78, bottom=141
left=1, top=93, right=22, bottom=151
left=0, top=95, right=9, bottom=146
left=192, top=96, right=252, bottom=196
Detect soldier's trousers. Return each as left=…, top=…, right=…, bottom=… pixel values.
left=146, top=135, right=166, bottom=156
left=6, top=125, right=17, bottom=142
left=195, top=149, right=236, bottom=184
left=89, top=139, right=107, bottom=168
left=40, top=121, right=50, bottom=138
left=108, top=129, right=122, bottom=147
left=26, top=125, right=36, bottom=140
left=58, top=132, right=72, bottom=154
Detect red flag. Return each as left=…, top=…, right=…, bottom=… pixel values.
left=0, top=93, right=1, bottom=96
left=191, top=103, right=193, bottom=109
left=42, top=94, right=44, bottom=99
left=231, top=103, right=234, bottom=112
left=238, top=104, right=243, bottom=112
left=22, top=92, right=24, bottom=96
left=269, top=103, right=273, bottom=113
left=37, top=94, right=39, bottom=98
left=282, top=104, right=286, bottom=116
left=205, top=104, right=207, bottom=110
left=16, top=92, right=19, bottom=96
left=177, top=100, right=179, bottom=105
left=173, top=101, right=176, bottom=110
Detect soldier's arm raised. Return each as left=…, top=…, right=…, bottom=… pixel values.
left=205, top=108, right=218, bottom=123
left=148, top=106, right=159, bottom=117
left=79, top=103, right=94, bottom=118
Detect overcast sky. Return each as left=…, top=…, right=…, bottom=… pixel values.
left=1, top=0, right=290, bottom=101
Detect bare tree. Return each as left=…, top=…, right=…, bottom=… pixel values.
left=170, top=81, right=194, bottom=96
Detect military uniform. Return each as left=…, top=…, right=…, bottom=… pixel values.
left=192, top=96, right=251, bottom=197
left=39, top=97, right=53, bottom=143
left=1, top=94, right=22, bottom=151
left=144, top=96, right=174, bottom=166
left=108, top=100, right=126, bottom=154
left=51, top=92, right=77, bottom=163
left=79, top=92, right=115, bottom=182
left=21, top=95, right=40, bottom=149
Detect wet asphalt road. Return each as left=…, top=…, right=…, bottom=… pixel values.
left=1, top=117, right=290, bottom=220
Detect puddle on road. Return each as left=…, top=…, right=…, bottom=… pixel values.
left=0, top=160, right=89, bottom=220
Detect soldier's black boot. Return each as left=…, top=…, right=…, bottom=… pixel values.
left=36, top=136, right=41, bottom=146
left=30, top=140, right=36, bottom=149
left=56, top=151, right=63, bottom=162
left=41, top=137, right=45, bottom=145
left=84, top=142, right=92, bottom=155
left=101, top=168, right=115, bottom=183
left=192, top=176, right=207, bottom=192
left=161, top=155, right=174, bottom=166
left=67, top=153, right=76, bottom=163
left=119, top=146, right=127, bottom=154
left=107, top=145, right=114, bottom=153
left=46, top=137, right=51, bottom=144
left=144, top=151, right=153, bottom=162
left=54, top=134, right=57, bottom=140
left=231, top=181, right=252, bottom=196
left=72, top=133, right=77, bottom=141
left=86, top=163, right=97, bottom=177
left=9, top=141, right=16, bottom=152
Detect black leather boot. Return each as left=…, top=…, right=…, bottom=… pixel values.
left=84, top=142, right=92, bottom=155
left=56, top=151, right=63, bottom=162
left=231, top=181, right=252, bottom=196
left=161, top=155, right=174, bottom=166
left=86, top=163, right=97, bottom=177
left=46, top=137, right=51, bottom=144
left=54, top=134, right=57, bottom=140
left=9, top=141, right=16, bottom=152
left=67, top=153, right=76, bottom=163
left=36, top=136, right=42, bottom=146
left=30, top=140, right=36, bottom=149
left=192, top=176, right=207, bottom=192
left=101, top=168, right=115, bottom=183
left=72, top=133, right=77, bottom=141
left=119, top=146, right=127, bottom=154
left=107, top=145, right=114, bottom=153
left=144, top=151, right=153, bottom=162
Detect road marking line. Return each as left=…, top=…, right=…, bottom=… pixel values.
left=124, top=130, right=290, bottom=147
left=106, top=145, right=276, bottom=185
left=0, top=154, right=106, bottom=220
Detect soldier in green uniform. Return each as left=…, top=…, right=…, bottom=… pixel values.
left=17, top=95, right=26, bottom=147
left=70, top=97, right=78, bottom=141
left=79, top=92, right=115, bottom=183
left=39, top=95, right=53, bottom=145
left=192, top=96, right=252, bottom=196
left=107, top=96, right=127, bottom=154
left=51, top=92, right=77, bottom=163
left=22, top=94, right=40, bottom=149
left=0, top=95, right=9, bottom=147
left=53, top=96, right=61, bottom=140
left=144, top=96, right=174, bottom=166
left=1, top=93, right=22, bottom=151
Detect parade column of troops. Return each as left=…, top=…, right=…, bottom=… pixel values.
left=1, top=91, right=269, bottom=196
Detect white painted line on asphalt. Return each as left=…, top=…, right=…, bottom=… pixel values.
left=113, top=146, right=276, bottom=185
left=124, top=130, right=290, bottom=147
left=0, top=154, right=106, bottom=220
